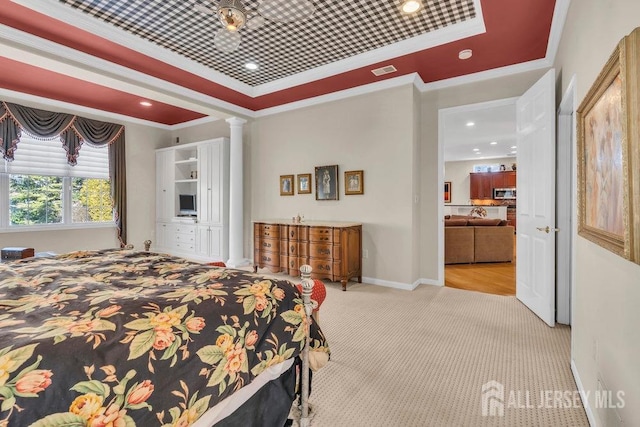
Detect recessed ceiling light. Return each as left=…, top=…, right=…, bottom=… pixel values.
left=140, top=101, right=152, bottom=107
left=466, top=121, right=475, bottom=127
left=475, top=152, right=482, bottom=155
left=511, top=146, right=517, bottom=149
left=490, top=141, right=498, bottom=145
left=458, top=49, right=473, bottom=60
left=511, top=150, right=517, bottom=154
left=400, top=0, right=423, bottom=14
left=245, top=62, right=259, bottom=70
left=472, top=148, right=480, bottom=151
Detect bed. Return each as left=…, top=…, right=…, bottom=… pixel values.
left=0, top=249, right=329, bottom=426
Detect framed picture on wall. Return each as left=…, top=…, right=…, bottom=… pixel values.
left=315, top=165, right=338, bottom=200
left=444, top=181, right=452, bottom=203
left=577, top=28, right=640, bottom=265
left=297, top=173, right=312, bottom=194
left=280, top=175, right=294, bottom=196
left=345, top=170, right=364, bottom=195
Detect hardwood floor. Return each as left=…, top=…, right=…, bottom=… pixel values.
left=445, top=261, right=515, bottom=295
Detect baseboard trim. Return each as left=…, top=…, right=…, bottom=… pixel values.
left=361, top=276, right=417, bottom=291
left=414, top=278, right=443, bottom=287
left=571, top=359, right=596, bottom=426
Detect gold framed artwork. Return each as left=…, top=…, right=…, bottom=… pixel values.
left=297, top=173, right=312, bottom=194
left=444, top=181, right=452, bottom=203
left=280, top=174, right=294, bottom=196
left=315, top=165, right=338, bottom=200
left=577, top=27, right=640, bottom=264
left=344, top=170, right=363, bottom=195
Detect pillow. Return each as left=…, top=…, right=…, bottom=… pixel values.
left=444, top=215, right=451, bottom=219
left=498, top=219, right=509, bottom=226
left=450, top=214, right=474, bottom=220
left=468, top=218, right=502, bottom=226
left=445, top=219, right=468, bottom=227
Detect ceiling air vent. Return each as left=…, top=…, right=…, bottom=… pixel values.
left=371, top=65, right=397, bottom=76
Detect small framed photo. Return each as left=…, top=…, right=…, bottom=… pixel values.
left=444, top=181, right=452, bottom=203
left=315, top=165, right=338, bottom=200
left=280, top=175, right=294, bottom=196
left=297, top=173, right=312, bottom=194
left=344, top=170, right=364, bottom=195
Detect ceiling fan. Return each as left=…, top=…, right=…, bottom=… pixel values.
left=191, top=0, right=316, bottom=52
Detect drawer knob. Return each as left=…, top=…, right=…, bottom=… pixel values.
left=319, top=249, right=330, bottom=255
left=290, top=245, right=295, bottom=253
left=291, top=231, right=294, bottom=237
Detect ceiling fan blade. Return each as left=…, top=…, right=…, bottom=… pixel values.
left=246, top=15, right=265, bottom=30
left=194, top=4, right=215, bottom=15
left=214, top=29, right=241, bottom=52
left=258, top=0, right=315, bottom=23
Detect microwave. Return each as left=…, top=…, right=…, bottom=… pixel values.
left=493, top=188, right=516, bottom=199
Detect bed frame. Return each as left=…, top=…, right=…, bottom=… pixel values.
left=298, top=264, right=315, bottom=427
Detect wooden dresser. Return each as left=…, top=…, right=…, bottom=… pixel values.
left=253, top=220, right=362, bottom=291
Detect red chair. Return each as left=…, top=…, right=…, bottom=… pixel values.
left=295, top=279, right=326, bottom=323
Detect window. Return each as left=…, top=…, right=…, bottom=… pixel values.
left=1, top=135, right=113, bottom=230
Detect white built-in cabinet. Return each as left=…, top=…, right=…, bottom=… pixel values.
left=155, top=138, right=229, bottom=261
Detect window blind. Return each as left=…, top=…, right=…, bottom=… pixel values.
left=2, top=136, right=109, bottom=179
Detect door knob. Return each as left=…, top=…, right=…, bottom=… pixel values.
left=536, top=226, right=560, bottom=233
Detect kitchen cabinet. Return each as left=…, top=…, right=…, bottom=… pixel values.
left=470, top=171, right=517, bottom=199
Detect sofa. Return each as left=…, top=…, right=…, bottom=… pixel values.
left=444, top=216, right=514, bottom=264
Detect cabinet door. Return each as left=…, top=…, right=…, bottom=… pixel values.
left=156, top=150, right=175, bottom=221
left=155, top=222, right=174, bottom=250
left=491, top=173, right=505, bottom=189
left=470, top=173, right=492, bottom=199
left=198, top=142, right=225, bottom=225
left=504, top=171, right=517, bottom=187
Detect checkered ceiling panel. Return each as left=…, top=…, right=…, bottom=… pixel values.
left=57, top=0, right=476, bottom=86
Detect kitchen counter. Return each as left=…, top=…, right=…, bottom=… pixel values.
left=444, top=205, right=507, bottom=220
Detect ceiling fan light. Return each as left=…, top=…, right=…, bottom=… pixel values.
left=217, top=0, right=247, bottom=32
left=214, top=28, right=241, bottom=52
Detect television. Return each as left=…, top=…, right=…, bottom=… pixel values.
left=178, top=194, right=197, bottom=216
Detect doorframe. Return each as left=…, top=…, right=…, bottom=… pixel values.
left=556, top=75, right=577, bottom=325
left=437, top=97, right=519, bottom=285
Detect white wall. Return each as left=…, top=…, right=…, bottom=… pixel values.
left=444, top=157, right=516, bottom=205
left=555, top=1, right=640, bottom=424
left=251, top=86, right=417, bottom=286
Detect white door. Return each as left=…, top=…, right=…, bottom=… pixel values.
left=516, top=69, right=557, bottom=327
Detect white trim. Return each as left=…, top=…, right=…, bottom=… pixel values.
left=0, top=25, right=252, bottom=119
left=170, top=115, right=223, bottom=130
left=10, top=0, right=252, bottom=96
left=11, top=0, right=485, bottom=98
left=414, top=278, right=443, bottom=287
left=254, top=74, right=418, bottom=117
left=546, top=0, right=571, bottom=65
left=571, top=359, right=596, bottom=426
left=0, top=88, right=172, bottom=129
left=361, top=276, right=417, bottom=291
left=253, top=1, right=486, bottom=96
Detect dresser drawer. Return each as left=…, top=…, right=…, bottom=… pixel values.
left=284, top=225, right=308, bottom=240
left=174, top=225, right=195, bottom=235
left=175, top=233, right=195, bottom=244
left=309, top=258, right=333, bottom=275
left=309, top=243, right=333, bottom=259
left=258, top=224, right=280, bottom=238
left=282, top=242, right=301, bottom=256
left=309, top=227, right=333, bottom=243
left=258, top=251, right=279, bottom=267
left=257, top=238, right=280, bottom=252
left=175, top=242, right=195, bottom=252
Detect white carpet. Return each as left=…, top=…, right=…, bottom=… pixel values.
left=297, top=280, right=589, bottom=426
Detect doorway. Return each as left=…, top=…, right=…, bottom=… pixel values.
left=439, top=98, right=518, bottom=296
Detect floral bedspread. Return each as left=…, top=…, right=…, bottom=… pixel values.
left=0, top=249, right=328, bottom=426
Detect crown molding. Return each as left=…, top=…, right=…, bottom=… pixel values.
left=0, top=88, right=173, bottom=129
left=10, top=0, right=252, bottom=96
left=11, top=0, right=485, bottom=98
left=252, top=0, right=486, bottom=96
left=545, top=0, right=571, bottom=64
left=0, top=24, right=254, bottom=119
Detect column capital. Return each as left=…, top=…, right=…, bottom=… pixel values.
left=226, top=117, right=248, bottom=127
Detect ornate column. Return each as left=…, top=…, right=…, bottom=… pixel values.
left=226, top=117, right=249, bottom=268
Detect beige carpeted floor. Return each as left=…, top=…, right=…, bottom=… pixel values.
left=268, top=274, right=589, bottom=427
